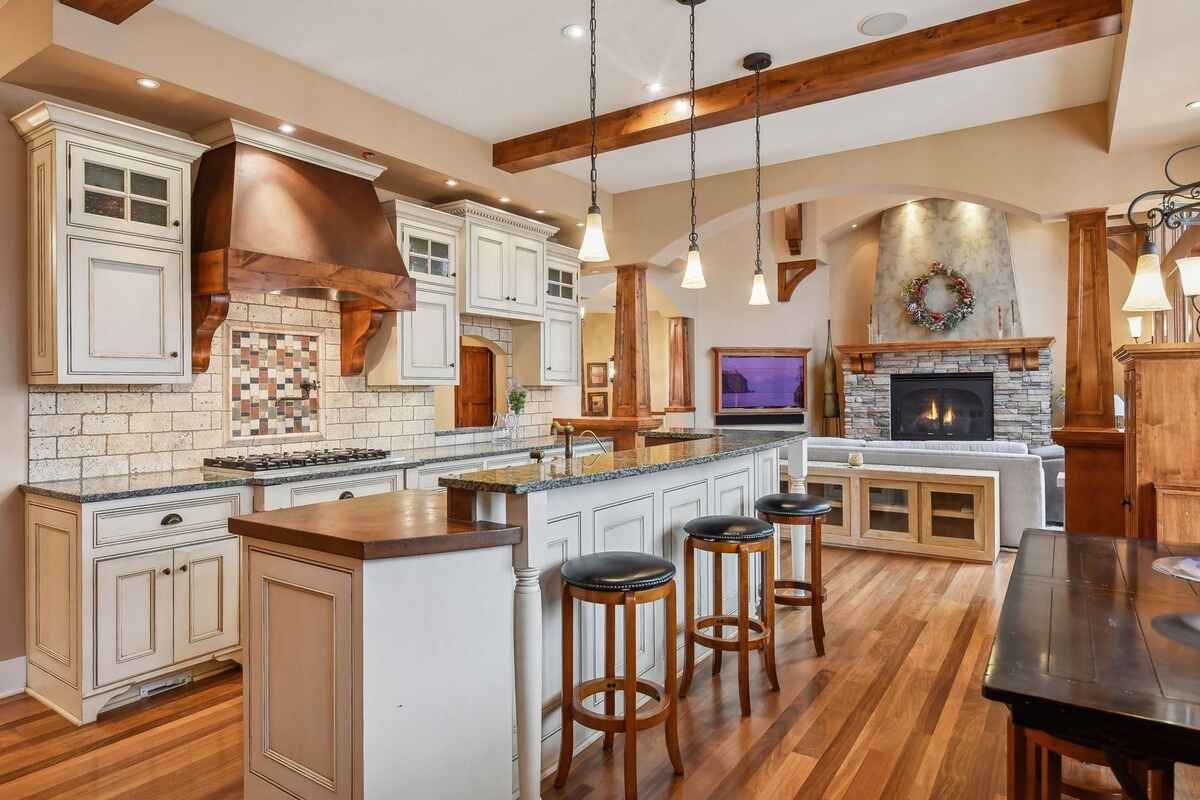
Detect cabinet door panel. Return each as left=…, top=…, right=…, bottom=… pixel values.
left=174, top=538, right=239, bottom=661
left=401, top=224, right=456, bottom=286
left=543, top=307, right=579, bottom=384
left=592, top=496, right=658, bottom=693
left=713, top=469, right=758, bottom=609
left=27, top=504, right=80, bottom=687
left=68, top=143, right=184, bottom=243
left=469, top=226, right=508, bottom=312
left=403, top=288, right=458, bottom=382
left=860, top=479, right=920, bottom=543
left=67, top=238, right=185, bottom=379
left=508, top=234, right=544, bottom=317
left=96, top=550, right=173, bottom=687
left=409, top=460, right=487, bottom=490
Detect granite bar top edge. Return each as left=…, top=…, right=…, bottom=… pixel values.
left=21, top=435, right=604, bottom=503
left=440, top=429, right=807, bottom=495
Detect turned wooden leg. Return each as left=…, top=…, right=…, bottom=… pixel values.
left=737, top=546, right=751, bottom=717
left=554, top=583, right=575, bottom=788
left=762, top=540, right=780, bottom=691
left=603, top=603, right=616, bottom=751
left=712, top=553, right=724, bottom=676
left=663, top=583, right=684, bottom=775
left=1008, top=717, right=1031, bottom=800
left=680, top=537, right=696, bottom=698
left=810, top=518, right=826, bottom=657
left=1041, top=745, right=1063, bottom=799
left=623, top=593, right=639, bottom=800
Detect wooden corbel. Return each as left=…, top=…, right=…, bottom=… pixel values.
left=778, top=259, right=817, bottom=303
left=191, top=293, right=230, bottom=373
left=846, top=352, right=876, bottom=375
left=1007, top=347, right=1041, bottom=371
left=341, top=299, right=387, bottom=377
left=783, top=204, right=804, bottom=256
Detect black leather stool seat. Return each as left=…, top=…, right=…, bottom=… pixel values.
left=560, top=552, right=676, bottom=592
left=683, top=515, right=774, bottom=542
left=755, top=493, right=832, bottom=518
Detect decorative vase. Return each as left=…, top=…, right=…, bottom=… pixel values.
left=822, top=319, right=839, bottom=421
left=505, top=412, right=520, bottom=440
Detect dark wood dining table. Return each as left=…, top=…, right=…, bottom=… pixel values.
left=983, top=529, right=1200, bottom=800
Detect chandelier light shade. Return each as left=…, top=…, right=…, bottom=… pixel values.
left=678, top=0, right=706, bottom=289
left=744, top=51, right=772, bottom=306
left=1177, top=256, right=1200, bottom=296
left=578, top=0, right=609, bottom=263
left=1122, top=239, right=1172, bottom=313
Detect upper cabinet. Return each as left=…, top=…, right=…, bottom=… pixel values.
left=12, top=102, right=207, bottom=385
left=513, top=242, right=582, bottom=387
left=436, top=200, right=559, bottom=322
left=382, top=199, right=461, bottom=289
left=544, top=242, right=580, bottom=307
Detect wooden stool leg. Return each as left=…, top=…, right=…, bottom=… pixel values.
left=1149, top=763, right=1175, bottom=800
left=554, top=583, right=575, bottom=788
left=736, top=546, right=752, bottom=717
left=623, top=593, right=639, bottom=800
left=810, top=518, right=825, bottom=657
left=663, top=583, right=684, bottom=775
left=762, top=540, right=780, bottom=691
left=1041, top=746, right=1063, bottom=799
left=1008, top=717, right=1030, bottom=800
left=679, top=538, right=696, bottom=698
left=603, top=603, right=616, bottom=751
left=712, top=553, right=724, bottom=676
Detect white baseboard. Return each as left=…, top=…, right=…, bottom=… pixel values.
left=0, top=656, right=27, bottom=699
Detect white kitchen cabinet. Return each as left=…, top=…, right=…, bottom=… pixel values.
left=512, top=308, right=580, bottom=387
left=365, top=285, right=459, bottom=387
left=173, top=538, right=240, bottom=662
left=381, top=199, right=462, bottom=289
left=95, top=549, right=175, bottom=687
left=407, top=459, right=488, bottom=490
left=12, top=101, right=207, bottom=384
left=545, top=241, right=581, bottom=307
left=254, top=470, right=405, bottom=511
left=437, top=200, right=558, bottom=322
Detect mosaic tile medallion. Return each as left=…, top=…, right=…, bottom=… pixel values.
left=228, top=327, right=322, bottom=439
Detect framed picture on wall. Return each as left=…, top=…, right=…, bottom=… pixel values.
left=585, top=391, right=609, bottom=417
left=586, top=362, right=608, bottom=388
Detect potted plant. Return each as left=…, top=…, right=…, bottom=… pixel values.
left=506, top=384, right=528, bottom=439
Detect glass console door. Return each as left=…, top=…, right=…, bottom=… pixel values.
left=859, top=479, right=919, bottom=543
left=920, top=483, right=986, bottom=551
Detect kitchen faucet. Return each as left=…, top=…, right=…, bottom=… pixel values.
left=551, top=421, right=610, bottom=459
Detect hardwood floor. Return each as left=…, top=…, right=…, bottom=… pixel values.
left=1, top=545, right=1197, bottom=799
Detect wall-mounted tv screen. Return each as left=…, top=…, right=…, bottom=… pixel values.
left=714, top=350, right=807, bottom=416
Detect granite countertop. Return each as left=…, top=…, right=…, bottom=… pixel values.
left=20, top=434, right=600, bottom=503
left=229, top=489, right=521, bottom=560
left=439, top=428, right=806, bottom=495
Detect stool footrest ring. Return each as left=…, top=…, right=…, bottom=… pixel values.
left=571, top=677, right=671, bottom=733
left=693, top=615, right=769, bottom=651
left=774, top=579, right=827, bottom=607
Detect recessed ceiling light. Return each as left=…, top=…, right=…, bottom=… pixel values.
left=277, top=123, right=296, bottom=134
left=645, top=81, right=666, bottom=95
left=135, top=77, right=160, bottom=90
left=499, top=196, right=511, bottom=203
left=445, top=178, right=459, bottom=187
left=536, top=209, right=546, bottom=215
left=576, top=222, right=585, bottom=227
left=858, top=12, right=908, bottom=37
left=851, top=223, right=859, bottom=229
left=562, top=24, right=585, bottom=39
left=1187, top=100, right=1200, bottom=111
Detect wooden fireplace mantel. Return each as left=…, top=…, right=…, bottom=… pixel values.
left=836, top=337, right=1055, bottom=374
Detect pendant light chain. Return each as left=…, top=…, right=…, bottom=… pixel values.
left=754, top=66, right=762, bottom=273
left=589, top=0, right=599, bottom=209
left=688, top=2, right=698, bottom=248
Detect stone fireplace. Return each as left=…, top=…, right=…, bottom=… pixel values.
left=838, top=338, right=1053, bottom=447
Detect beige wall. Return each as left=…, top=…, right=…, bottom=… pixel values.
left=581, top=311, right=669, bottom=413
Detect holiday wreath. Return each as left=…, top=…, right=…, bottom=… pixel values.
left=901, top=261, right=976, bottom=333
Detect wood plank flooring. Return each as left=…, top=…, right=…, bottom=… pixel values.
left=1, top=546, right=1197, bottom=799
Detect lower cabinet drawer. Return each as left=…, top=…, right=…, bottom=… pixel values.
left=94, top=493, right=244, bottom=547
left=284, top=473, right=402, bottom=507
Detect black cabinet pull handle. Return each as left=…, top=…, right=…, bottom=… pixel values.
left=162, top=567, right=171, bottom=576
left=179, top=564, right=188, bottom=573
left=172, top=220, right=181, bottom=227
left=169, top=351, right=179, bottom=358
left=161, top=513, right=183, bottom=526
left=339, top=491, right=355, bottom=500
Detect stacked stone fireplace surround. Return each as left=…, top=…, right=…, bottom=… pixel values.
left=841, top=345, right=1053, bottom=448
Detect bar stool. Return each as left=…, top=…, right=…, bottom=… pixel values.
left=755, top=493, right=832, bottom=656
left=678, top=515, right=779, bottom=717
left=554, top=551, right=684, bottom=799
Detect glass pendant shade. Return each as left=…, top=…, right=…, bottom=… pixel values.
left=1122, top=241, right=1171, bottom=312
left=578, top=205, right=610, bottom=262
left=1177, top=256, right=1200, bottom=296
left=681, top=245, right=706, bottom=288
left=1127, top=314, right=1143, bottom=339
left=748, top=270, right=770, bottom=305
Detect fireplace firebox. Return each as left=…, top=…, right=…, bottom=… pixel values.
left=890, top=373, right=994, bottom=441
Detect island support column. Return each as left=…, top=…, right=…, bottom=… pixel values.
left=507, top=491, right=548, bottom=799
left=785, top=438, right=810, bottom=583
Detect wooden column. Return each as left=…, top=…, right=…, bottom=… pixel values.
left=1051, top=209, right=1126, bottom=535
left=666, top=317, right=695, bottom=413
left=555, top=263, right=659, bottom=449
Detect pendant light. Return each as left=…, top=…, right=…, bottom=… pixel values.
left=1122, top=238, right=1172, bottom=313
left=578, top=0, right=610, bottom=262
left=745, top=52, right=772, bottom=306
left=679, top=0, right=706, bottom=289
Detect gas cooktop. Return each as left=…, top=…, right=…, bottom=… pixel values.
left=203, top=448, right=391, bottom=474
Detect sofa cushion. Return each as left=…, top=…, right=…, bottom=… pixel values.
left=871, top=439, right=1029, bottom=455
left=807, top=437, right=869, bottom=448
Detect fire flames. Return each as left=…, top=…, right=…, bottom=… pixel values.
left=924, top=399, right=956, bottom=426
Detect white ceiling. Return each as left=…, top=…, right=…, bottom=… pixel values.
left=157, top=0, right=1116, bottom=193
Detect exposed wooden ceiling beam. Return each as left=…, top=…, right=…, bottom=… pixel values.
left=493, top=0, right=1122, bottom=173
left=59, top=0, right=155, bottom=25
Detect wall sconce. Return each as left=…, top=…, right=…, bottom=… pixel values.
left=1127, top=314, right=1143, bottom=343
left=607, top=356, right=616, bottom=382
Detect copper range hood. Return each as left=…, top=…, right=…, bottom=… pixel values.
left=190, top=120, right=415, bottom=376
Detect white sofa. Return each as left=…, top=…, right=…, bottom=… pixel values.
left=805, top=437, right=1047, bottom=550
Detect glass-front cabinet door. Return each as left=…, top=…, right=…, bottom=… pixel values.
left=859, top=479, right=919, bottom=543
left=920, top=482, right=986, bottom=551
left=67, top=143, right=184, bottom=243
left=401, top=225, right=456, bottom=286
left=804, top=475, right=851, bottom=537
left=546, top=262, right=577, bottom=303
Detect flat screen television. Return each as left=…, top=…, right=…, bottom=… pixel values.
left=712, top=348, right=808, bottom=422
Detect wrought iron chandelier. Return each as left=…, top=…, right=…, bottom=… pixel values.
left=1126, top=144, right=1200, bottom=233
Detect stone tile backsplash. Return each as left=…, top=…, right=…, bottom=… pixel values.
left=27, top=292, right=554, bottom=482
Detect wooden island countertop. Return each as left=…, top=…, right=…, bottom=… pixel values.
left=228, top=488, right=522, bottom=560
